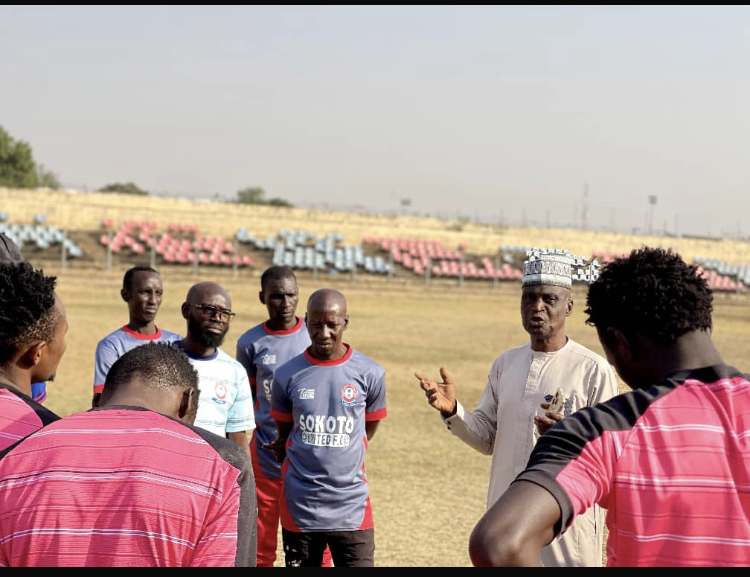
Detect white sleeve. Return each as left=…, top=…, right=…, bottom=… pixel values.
left=586, top=361, right=620, bottom=407
left=443, top=362, right=501, bottom=455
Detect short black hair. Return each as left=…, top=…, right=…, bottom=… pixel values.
left=0, top=262, right=58, bottom=365
left=585, top=247, right=713, bottom=343
left=104, top=343, right=198, bottom=396
left=260, top=266, right=297, bottom=291
left=123, top=266, right=159, bottom=292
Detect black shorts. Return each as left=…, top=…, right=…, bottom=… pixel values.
left=282, top=528, right=375, bottom=567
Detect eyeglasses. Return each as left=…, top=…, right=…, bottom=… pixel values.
left=188, top=303, right=236, bottom=322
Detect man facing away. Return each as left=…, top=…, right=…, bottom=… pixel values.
left=470, top=247, right=750, bottom=567
left=267, top=289, right=387, bottom=567
left=177, top=281, right=254, bottom=455
left=416, top=248, right=618, bottom=567
left=1, top=232, right=51, bottom=404
left=0, top=261, right=67, bottom=450
left=237, top=266, right=331, bottom=567
left=0, top=343, right=257, bottom=567
left=92, top=266, right=180, bottom=406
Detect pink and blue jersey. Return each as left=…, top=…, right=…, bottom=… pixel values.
left=0, top=385, right=59, bottom=452
left=271, top=345, right=387, bottom=533
left=93, top=326, right=182, bottom=394
left=236, top=317, right=311, bottom=480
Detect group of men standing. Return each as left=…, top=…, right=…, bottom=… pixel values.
left=1, top=228, right=749, bottom=567
left=0, top=231, right=387, bottom=567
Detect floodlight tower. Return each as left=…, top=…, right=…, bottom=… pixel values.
left=647, top=195, right=658, bottom=235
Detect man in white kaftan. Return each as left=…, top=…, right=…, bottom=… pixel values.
left=417, top=249, right=618, bottom=567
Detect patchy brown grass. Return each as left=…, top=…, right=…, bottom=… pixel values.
left=44, top=269, right=749, bottom=567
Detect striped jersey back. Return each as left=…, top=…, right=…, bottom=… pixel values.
left=0, top=407, right=256, bottom=567
left=517, top=365, right=750, bottom=566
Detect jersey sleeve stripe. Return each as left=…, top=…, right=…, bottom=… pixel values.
left=364, top=408, right=387, bottom=421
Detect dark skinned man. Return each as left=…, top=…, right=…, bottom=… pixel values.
left=470, top=248, right=750, bottom=567
left=416, top=248, right=618, bottom=567
left=0, top=343, right=257, bottom=566
left=1, top=232, right=51, bottom=403
left=92, top=266, right=180, bottom=406
left=178, top=281, right=254, bottom=456
left=237, top=267, right=336, bottom=567
left=267, top=289, right=387, bottom=567
left=0, top=261, right=67, bottom=450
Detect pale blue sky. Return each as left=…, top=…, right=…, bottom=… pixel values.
left=2, top=6, right=749, bottom=237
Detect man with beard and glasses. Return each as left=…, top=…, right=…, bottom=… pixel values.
left=0, top=260, right=67, bottom=450
left=92, top=266, right=181, bottom=407
left=0, top=343, right=257, bottom=567
left=177, top=281, right=255, bottom=456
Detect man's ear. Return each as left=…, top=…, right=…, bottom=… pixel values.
left=181, top=302, right=190, bottom=320
left=120, top=288, right=130, bottom=303
left=178, top=388, right=194, bottom=421
left=344, top=314, right=349, bottom=330
left=259, top=290, right=266, bottom=306
left=18, top=341, right=46, bottom=370
left=565, top=296, right=574, bottom=317
left=608, top=327, right=633, bottom=362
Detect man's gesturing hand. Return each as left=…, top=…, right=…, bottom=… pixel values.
left=415, top=367, right=457, bottom=418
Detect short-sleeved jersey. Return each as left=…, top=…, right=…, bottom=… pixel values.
left=236, top=317, right=311, bottom=479
left=30, top=382, right=46, bottom=403
left=516, top=365, right=750, bottom=567
left=175, top=342, right=256, bottom=438
left=271, top=345, right=387, bottom=532
left=0, top=385, right=59, bottom=451
left=94, top=326, right=182, bottom=394
left=0, top=407, right=257, bottom=567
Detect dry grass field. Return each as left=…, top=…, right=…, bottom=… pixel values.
left=41, top=266, right=750, bottom=567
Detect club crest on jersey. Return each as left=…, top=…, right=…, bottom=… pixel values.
left=212, top=382, right=228, bottom=405
left=341, top=384, right=358, bottom=407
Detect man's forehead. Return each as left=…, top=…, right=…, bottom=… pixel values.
left=307, top=303, right=345, bottom=317
left=132, top=271, right=162, bottom=286
left=522, top=284, right=570, bottom=296
left=265, top=277, right=298, bottom=293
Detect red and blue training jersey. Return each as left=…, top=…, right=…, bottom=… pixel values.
left=271, top=345, right=387, bottom=532
left=516, top=365, right=750, bottom=567
left=0, top=407, right=257, bottom=567
left=236, top=316, right=311, bottom=480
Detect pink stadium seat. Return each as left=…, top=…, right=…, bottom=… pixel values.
left=100, top=235, right=110, bottom=246
left=199, top=253, right=210, bottom=264
left=243, top=255, right=254, bottom=266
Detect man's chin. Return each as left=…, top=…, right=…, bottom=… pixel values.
left=198, top=332, right=226, bottom=349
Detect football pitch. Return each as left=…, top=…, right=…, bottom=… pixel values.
left=45, top=268, right=750, bottom=567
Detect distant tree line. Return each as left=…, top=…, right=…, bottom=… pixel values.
left=236, top=186, right=293, bottom=207
left=1, top=126, right=294, bottom=207
left=0, top=125, right=61, bottom=189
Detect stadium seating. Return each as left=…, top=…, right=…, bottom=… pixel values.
left=0, top=223, right=84, bottom=258
left=694, top=257, right=748, bottom=292
left=238, top=230, right=392, bottom=275
left=363, top=237, right=524, bottom=280
left=100, top=221, right=253, bottom=268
